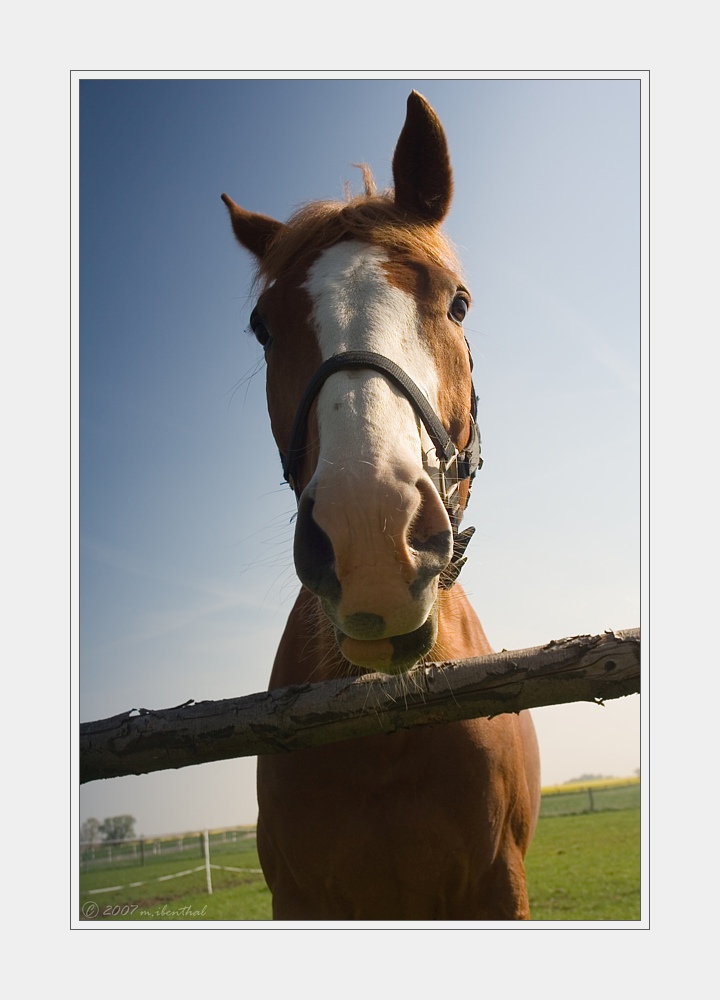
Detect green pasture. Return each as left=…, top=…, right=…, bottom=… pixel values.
left=79, top=837, right=270, bottom=921
left=525, top=809, right=640, bottom=919
left=80, top=803, right=640, bottom=922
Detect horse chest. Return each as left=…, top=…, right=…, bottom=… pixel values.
left=256, top=721, right=530, bottom=919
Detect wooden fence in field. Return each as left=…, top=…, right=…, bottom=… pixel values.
left=80, top=628, right=640, bottom=784
left=539, top=778, right=640, bottom=817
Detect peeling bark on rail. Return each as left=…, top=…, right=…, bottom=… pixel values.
left=80, top=628, right=640, bottom=784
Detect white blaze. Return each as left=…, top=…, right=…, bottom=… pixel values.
left=303, top=241, right=440, bottom=479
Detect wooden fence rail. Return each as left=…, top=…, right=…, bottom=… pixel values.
left=80, top=628, right=639, bottom=784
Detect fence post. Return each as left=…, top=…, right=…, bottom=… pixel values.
left=588, top=787, right=595, bottom=812
left=204, top=830, right=213, bottom=895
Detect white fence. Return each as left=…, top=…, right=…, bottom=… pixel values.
left=80, top=825, right=261, bottom=900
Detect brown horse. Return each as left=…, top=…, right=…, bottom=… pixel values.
left=222, top=91, right=541, bottom=920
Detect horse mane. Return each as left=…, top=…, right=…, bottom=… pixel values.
left=255, top=165, right=461, bottom=289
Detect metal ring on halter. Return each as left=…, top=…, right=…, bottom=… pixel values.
left=278, top=351, right=483, bottom=589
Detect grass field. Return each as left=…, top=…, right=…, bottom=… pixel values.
left=525, top=809, right=640, bottom=920
left=80, top=837, right=271, bottom=921
left=80, top=801, right=640, bottom=922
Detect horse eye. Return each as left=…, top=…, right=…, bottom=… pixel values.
left=449, top=294, right=469, bottom=324
left=250, top=310, right=272, bottom=349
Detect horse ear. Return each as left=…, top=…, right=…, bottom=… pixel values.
left=221, top=193, right=286, bottom=260
left=392, top=91, right=453, bottom=224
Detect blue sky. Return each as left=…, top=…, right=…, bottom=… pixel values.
left=79, top=77, right=641, bottom=836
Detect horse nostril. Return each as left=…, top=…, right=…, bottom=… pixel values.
left=410, top=524, right=453, bottom=555
left=409, top=477, right=453, bottom=561
left=293, top=492, right=341, bottom=603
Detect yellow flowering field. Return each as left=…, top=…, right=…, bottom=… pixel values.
left=542, top=776, right=640, bottom=796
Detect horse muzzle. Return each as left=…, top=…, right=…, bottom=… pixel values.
left=284, top=351, right=482, bottom=672
left=333, top=604, right=439, bottom=674
left=293, top=478, right=451, bottom=672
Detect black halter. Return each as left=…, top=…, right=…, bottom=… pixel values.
left=280, top=350, right=482, bottom=589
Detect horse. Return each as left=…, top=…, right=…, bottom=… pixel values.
left=222, top=91, right=541, bottom=920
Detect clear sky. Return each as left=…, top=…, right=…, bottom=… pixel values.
left=79, top=77, right=640, bottom=837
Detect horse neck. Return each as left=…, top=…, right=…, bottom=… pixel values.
left=268, top=585, right=491, bottom=690
left=433, top=585, right=493, bottom=661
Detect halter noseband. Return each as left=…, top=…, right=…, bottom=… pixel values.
left=280, top=350, right=482, bottom=589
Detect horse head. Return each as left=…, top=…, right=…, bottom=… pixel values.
left=223, top=92, right=480, bottom=674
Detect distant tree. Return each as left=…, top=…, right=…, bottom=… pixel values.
left=80, top=818, right=101, bottom=844
left=99, top=815, right=137, bottom=842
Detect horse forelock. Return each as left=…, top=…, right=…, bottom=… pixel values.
left=254, top=183, right=461, bottom=290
